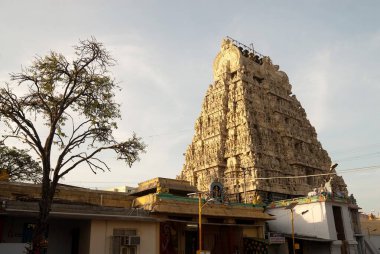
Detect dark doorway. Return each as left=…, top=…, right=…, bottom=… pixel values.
left=333, top=206, right=348, bottom=254
left=185, top=231, right=198, bottom=254
left=71, top=227, right=80, bottom=254
left=332, top=206, right=345, bottom=240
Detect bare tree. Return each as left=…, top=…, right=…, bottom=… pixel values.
left=0, top=38, right=146, bottom=254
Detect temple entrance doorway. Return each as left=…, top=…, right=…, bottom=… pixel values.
left=185, top=230, right=198, bottom=254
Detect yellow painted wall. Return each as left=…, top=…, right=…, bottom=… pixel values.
left=243, top=227, right=260, bottom=238
left=89, top=220, right=159, bottom=254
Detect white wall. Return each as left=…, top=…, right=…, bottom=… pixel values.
left=339, top=204, right=355, bottom=242
left=324, top=204, right=337, bottom=240
left=268, top=201, right=360, bottom=254
left=267, top=202, right=332, bottom=239
left=89, top=219, right=159, bottom=254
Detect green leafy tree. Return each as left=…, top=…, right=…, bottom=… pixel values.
left=0, top=38, right=146, bottom=254
left=0, top=144, right=42, bottom=183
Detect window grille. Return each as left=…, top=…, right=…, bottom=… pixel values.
left=111, top=228, right=138, bottom=254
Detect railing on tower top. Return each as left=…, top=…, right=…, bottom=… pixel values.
left=226, top=36, right=265, bottom=58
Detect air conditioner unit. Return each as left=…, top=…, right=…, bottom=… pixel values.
left=128, top=236, right=140, bottom=245
left=121, top=236, right=140, bottom=246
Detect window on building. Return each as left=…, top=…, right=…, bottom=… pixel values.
left=112, top=228, right=138, bottom=254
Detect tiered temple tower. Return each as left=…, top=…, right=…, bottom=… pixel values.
left=178, top=38, right=347, bottom=203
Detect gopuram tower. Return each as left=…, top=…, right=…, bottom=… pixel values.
left=178, top=38, right=347, bottom=203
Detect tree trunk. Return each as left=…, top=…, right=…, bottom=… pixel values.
left=28, top=161, right=57, bottom=254
left=29, top=185, right=52, bottom=254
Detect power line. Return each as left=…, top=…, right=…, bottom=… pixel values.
left=62, top=181, right=137, bottom=184
left=329, top=141, right=380, bottom=155
left=220, top=165, right=380, bottom=181
left=145, top=128, right=193, bottom=138
left=221, top=172, right=336, bottom=181
left=62, top=165, right=380, bottom=187
left=337, top=165, right=380, bottom=173
left=334, top=151, right=380, bottom=162
left=129, top=125, right=380, bottom=163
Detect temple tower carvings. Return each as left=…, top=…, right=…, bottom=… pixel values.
left=178, top=38, right=347, bottom=203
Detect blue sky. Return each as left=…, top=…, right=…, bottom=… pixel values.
left=1, top=0, right=379, bottom=213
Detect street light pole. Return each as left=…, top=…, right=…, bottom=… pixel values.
left=291, top=208, right=295, bottom=254
left=198, top=192, right=202, bottom=252
left=285, top=202, right=298, bottom=254
left=187, top=192, right=215, bottom=253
